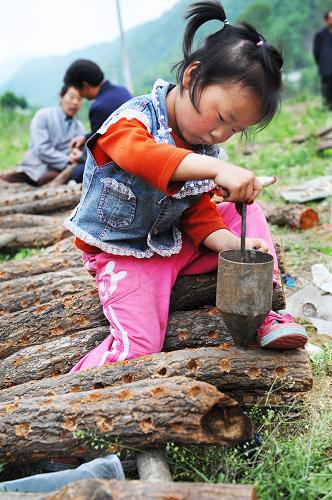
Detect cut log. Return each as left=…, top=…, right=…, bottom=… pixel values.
left=0, top=376, right=253, bottom=462
left=0, top=184, right=81, bottom=215
left=0, top=344, right=312, bottom=403
left=0, top=265, right=285, bottom=316
left=0, top=327, right=108, bottom=389
left=0, top=268, right=92, bottom=314
left=0, top=289, right=107, bottom=358
left=0, top=178, right=34, bottom=192
left=264, top=204, right=319, bottom=230
left=0, top=225, right=71, bottom=249
left=0, top=278, right=284, bottom=359
left=0, top=213, right=65, bottom=228
left=46, top=479, right=256, bottom=500
left=0, top=238, right=80, bottom=282
left=0, top=233, right=15, bottom=247
left=137, top=450, right=172, bottom=482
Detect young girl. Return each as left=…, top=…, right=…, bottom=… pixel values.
left=65, top=0, right=307, bottom=371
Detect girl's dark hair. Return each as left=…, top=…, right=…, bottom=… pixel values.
left=174, top=0, right=283, bottom=131
left=324, top=10, right=332, bottom=19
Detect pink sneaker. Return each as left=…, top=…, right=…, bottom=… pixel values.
left=257, top=311, right=308, bottom=349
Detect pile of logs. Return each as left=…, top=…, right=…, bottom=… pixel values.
left=0, top=178, right=312, bottom=497
left=0, top=235, right=312, bottom=464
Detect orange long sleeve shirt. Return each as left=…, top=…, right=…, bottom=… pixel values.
left=75, top=118, right=226, bottom=253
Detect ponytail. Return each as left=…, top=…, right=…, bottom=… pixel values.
left=182, top=1, right=228, bottom=59
left=174, top=0, right=283, bottom=130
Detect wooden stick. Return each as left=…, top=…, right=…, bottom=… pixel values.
left=47, top=163, right=77, bottom=187
left=137, top=449, right=172, bottom=482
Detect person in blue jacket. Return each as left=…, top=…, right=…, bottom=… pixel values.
left=64, top=59, right=132, bottom=181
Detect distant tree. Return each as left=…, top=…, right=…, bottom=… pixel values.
left=0, top=91, right=28, bottom=110
left=237, top=2, right=272, bottom=33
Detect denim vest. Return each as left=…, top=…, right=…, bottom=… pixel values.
left=64, top=79, right=227, bottom=258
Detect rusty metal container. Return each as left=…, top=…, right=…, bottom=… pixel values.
left=216, top=249, right=274, bottom=347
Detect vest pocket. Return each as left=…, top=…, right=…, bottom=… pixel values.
left=98, top=177, right=136, bottom=229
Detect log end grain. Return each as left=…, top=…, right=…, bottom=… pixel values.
left=299, top=208, right=319, bottom=229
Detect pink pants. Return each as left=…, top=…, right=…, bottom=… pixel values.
left=71, top=202, right=278, bottom=371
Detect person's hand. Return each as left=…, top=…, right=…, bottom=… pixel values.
left=213, top=163, right=262, bottom=204
left=203, top=228, right=269, bottom=253
left=70, top=136, right=85, bottom=149
left=69, top=148, right=83, bottom=164
left=245, top=237, right=269, bottom=252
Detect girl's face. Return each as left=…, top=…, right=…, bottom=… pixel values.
left=168, top=64, right=262, bottom=146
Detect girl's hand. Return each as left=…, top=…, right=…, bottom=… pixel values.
left=203, top=229, right=269, bottom=253
left=245, top=237, right=269, bottom=253
left=172, top=154, right=262, bottom=204
left=213, top=164, right=262, bottom=204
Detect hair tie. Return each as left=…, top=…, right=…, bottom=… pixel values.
left=256, top=40, right=264, bottom=47
left=223, top=19, right=230, bottom=25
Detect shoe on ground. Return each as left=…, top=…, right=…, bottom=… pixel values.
left=257, top=311, right=308, bottom=349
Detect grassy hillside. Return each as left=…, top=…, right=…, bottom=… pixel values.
left=1, top=0, right=326, bottom=106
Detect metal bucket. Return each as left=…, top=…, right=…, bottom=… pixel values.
left=216, top=249, right=274, bottom=347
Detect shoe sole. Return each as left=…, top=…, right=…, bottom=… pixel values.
left=259, top=326, right=308, bottom=349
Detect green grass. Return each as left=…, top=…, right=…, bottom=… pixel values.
left=227, top=98, right=332, bottom=195
left=0, top=108, right=32, bottom=173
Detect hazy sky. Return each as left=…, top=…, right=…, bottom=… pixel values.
left=0, top=0, right=179, bottom=66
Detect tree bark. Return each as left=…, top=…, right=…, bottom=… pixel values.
left=0, top=184, right=81, bottom=215
left=0, top=343, right=312, bottom=403
left=0, top=178, right=34, bottom=192
left=0, top=327, right=108, bottom=390
left=0, top=226, right=71, bottom=249
left=263, top=204, right=319, bottom=230
left=46, top=479, right=256, bottom=500
left=0, top=213, right=65, bottom=228
left=0, top=238, right=80, bottom=282
left=0, top=268, right=92, bottom=314
left=0, top=289, right=107, bottom=358
left=0, top=376, right=252, bottom=462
